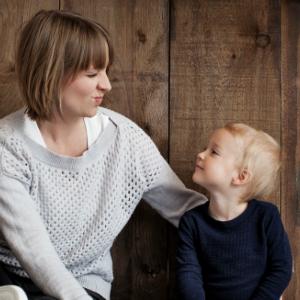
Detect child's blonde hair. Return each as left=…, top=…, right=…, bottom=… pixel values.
left=224, top=123, right=280, bottom=201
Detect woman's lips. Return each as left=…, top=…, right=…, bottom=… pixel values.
left=94, top=97, right=103, bottom=105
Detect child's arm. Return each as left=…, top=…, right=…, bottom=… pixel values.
left=251, top=206, right=292, bottom=299
left=175, top=213, right=205, bottom=300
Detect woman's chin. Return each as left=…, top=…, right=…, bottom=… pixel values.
left=84, top=108, right=99, bottom=118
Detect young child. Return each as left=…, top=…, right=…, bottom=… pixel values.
left=176, top=123, right=292, bottom=300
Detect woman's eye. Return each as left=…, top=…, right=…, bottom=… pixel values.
left=87, top=73, right=97, bottom=78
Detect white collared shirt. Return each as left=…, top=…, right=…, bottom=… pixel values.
left=23, top=112, right=109, bottom=149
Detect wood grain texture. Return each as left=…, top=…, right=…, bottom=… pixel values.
left=0, top=1, right=299, bottom=299
left=170, top=0, right=281, bottom=205
left=281, top=1, right=300, bottom=298
left=61, top=1, right=170, bottom=299
left=0, top=0, right=58, bottom=118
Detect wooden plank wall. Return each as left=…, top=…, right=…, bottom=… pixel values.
left=0, top=0, right=298, bottom=299
left=281, top=1, right=300, bottom=299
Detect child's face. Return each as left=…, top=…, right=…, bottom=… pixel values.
left=192, top=128, right=241, bottom=193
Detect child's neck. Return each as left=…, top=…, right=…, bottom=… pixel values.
left=208, top=192, right=248, bottom=221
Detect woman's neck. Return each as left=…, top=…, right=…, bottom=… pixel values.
left=208, top=192, right=248, bottom=221
left=37, top=114, right=88, bottom=157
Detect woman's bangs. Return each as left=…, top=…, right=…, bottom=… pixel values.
left=64, top=22, right=113, bottom=78
left=85, top=31, right=110, bottom=70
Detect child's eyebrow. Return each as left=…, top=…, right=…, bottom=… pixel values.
left=211, top=142, right=222, bottom=151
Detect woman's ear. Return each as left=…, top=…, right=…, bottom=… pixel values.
left=232, top=168, right=251, bottom=186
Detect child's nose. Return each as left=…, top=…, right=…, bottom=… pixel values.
left=197, top=151, right=206, bottom=160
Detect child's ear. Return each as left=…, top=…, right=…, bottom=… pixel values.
left=232, top=168, right=251, bottom=186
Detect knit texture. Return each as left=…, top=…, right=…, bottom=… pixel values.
left=0, top=108, right=206, bottom=300
left=176, top=200, right=292, bottom=300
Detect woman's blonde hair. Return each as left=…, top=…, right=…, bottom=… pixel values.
left=224, top=123, right=280, bottom=201
left=15, top=10, right=113, bottom=120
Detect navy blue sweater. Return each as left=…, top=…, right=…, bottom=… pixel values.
left=176, top=200, right=292, bottom=300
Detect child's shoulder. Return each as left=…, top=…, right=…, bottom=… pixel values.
left=252, top=199, right=279, bottom=213
left=181, top=202, right=209, bottom=221
left=178, top=202, right=209, bottom=232
left=251, top=199, right=281, bottom=223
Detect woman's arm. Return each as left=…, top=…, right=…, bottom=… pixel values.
left=142, top=157, right=207, bottom=227
left=0, top=174, right=92, bottom=300
left=251, top=207, right=292, bottom=299
left=176, top=214, right=205, bottom=300
left=131, top=124, right=206, bottom=227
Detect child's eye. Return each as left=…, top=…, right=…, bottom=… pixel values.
left=211, top=149, right=219, bottom=155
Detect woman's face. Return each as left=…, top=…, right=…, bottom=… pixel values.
left=60, top=66, right=112, bottom=119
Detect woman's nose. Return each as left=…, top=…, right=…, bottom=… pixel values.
left=97, top=73, right=112, bottom=92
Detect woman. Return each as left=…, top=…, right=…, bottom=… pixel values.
left=0, top=10, right=206, bottom=300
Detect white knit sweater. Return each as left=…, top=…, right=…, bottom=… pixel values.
left=0, top=108, right=206, bottom=300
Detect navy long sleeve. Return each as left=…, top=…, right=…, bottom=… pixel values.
left=176, top=200, right=292, bottom=300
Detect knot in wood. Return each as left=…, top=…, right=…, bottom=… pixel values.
left=255, top=33, right=271, bottom=48
left=144, top=264, right=159, bottom=278
left=9, top=64, right=15, bottom=73
left=137, top=29, right=147, bottom=44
